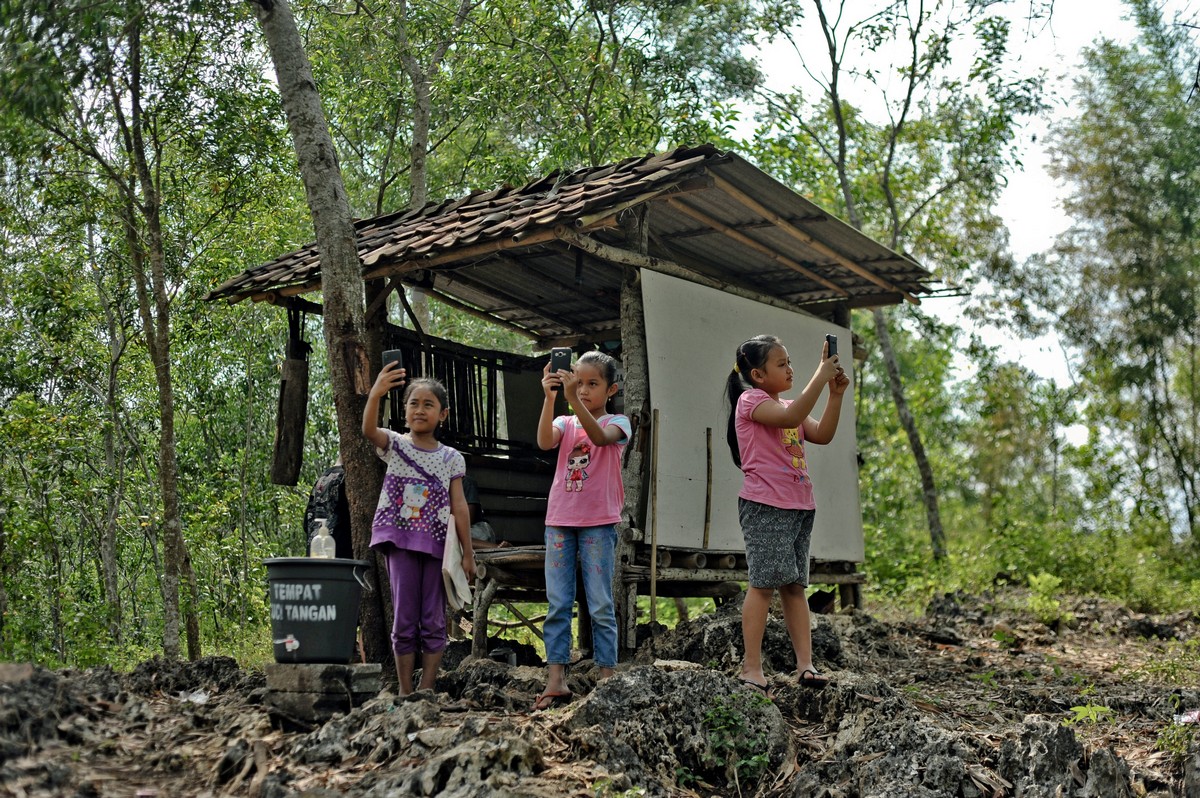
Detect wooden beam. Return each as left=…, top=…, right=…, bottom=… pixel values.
left=433, top=263, right=585, bottom=334
left=554, top=226, right=821, bottom=318
left=364, top=276, right=402, bottom=321
left=421, top=287, right=543, bottom=340
left=664, top=197, right=849, bottom=296
left=251, top=293, right=323, bottom=313
left=710, top=174, right=920, bottom=305
left=536, top=325, right=623, bottom=349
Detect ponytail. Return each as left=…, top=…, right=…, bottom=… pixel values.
left=725, top=369, right=750, bottom=468
left=723, top=335, right=783, bottom=468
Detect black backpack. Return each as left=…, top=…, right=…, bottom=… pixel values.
left=304, top=465, right=352, bottom=558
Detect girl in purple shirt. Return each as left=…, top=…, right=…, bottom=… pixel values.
left=363, top=363, right=474, bottom=695
left=725, top=334, right=849, bottom=697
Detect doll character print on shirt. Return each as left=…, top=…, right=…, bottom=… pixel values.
left=399, top=482, right=430, bottom=520
left=564, top=440, right=591, bottom=492
left=781, top=427, right=810, bottom=481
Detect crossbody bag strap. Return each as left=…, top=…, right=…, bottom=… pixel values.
left=390, top=439, right=442, bottom=486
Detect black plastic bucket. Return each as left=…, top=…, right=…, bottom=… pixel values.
left=264, top=557, right=370, bottom=664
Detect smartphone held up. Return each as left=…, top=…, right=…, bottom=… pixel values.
left=825, top=334, right=838, bottom=359
left=382, top=349, right=405, bottom=372
left=549, top=347, right=572, bottom=391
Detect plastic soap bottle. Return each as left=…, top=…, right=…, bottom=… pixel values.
left=309, top=518, right=337, bottom=559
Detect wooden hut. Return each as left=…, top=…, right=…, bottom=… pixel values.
left=205, top=144, right=937, bottom=658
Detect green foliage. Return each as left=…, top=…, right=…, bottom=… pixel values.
left=990, top=0, right=1200, bottom=540
left=1126, top=639, right=1200, bottom=685
left=698, top=695, right=771, bottom=790
left=971, top=670, right=997, bottom=688
left=1155, top=719, right=1198, bottom=764
left=851, top=300, right=1200, bottom=615
left=0, top=0, right=307, bottom=665
left=592, top=780, right=647, bottom=798
left=1027, top=572, right=1073, bottom=627
left=1063, top=703, right=1113, bottom=726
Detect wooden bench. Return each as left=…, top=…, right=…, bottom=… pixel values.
left=468, top=542, right=865, bottom=658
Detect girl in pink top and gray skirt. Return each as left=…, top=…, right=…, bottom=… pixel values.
left=725, top=334, right=850, bottom=698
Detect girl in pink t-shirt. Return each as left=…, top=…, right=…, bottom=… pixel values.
left=533, top=350, right=630, bottom=711
left=725, top=334, right=849, bottom=697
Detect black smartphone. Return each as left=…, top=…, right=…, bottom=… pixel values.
left=549, top=347, right=572, bottom=391
left=825, top=334, right=838, bottom=358
left=382, top=349, right=405, bottom=372
left=549, top=347, right=572, bottom=373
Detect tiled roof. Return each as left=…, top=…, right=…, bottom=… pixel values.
left=204, top=144, right=936, bottom=345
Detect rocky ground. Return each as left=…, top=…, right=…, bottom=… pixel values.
left=1, top=589, right=1198, bottom=797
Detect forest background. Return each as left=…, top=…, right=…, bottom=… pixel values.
left=1, top=0, right=1199, bottom=669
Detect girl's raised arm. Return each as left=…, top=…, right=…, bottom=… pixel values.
left=751, top=343, right=841, bottom=430
left=362, top=362, right=406, bottom=450
left=803, top=369, right=850, bottom=444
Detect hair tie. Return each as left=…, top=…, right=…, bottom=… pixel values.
left=733, top=364, right=740, bottom=373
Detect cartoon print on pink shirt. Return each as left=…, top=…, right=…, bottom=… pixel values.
left=564, top=441, right=591, bottom=492
left=781, top=427, right=808, bottom=473
left=399, top=482, right=430, bottom=520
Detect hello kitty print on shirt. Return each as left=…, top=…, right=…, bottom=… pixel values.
left=400, top=482, right=430, bottom=519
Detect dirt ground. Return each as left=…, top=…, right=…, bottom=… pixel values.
left=1, top=588, right=1197, bottom=797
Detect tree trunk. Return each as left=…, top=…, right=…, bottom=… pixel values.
left=358, top=282, right=390, bottom=666
left=0, top=506, right=8, bottom=641
left=406, top=79, right=432, bottom=329
left=119, top=23, right=201, bottom=658
left=90, top=226, right=125, bottom=641
left=252, top=0, right=386, bottom=664
left=873, top=308, right=945, bottom=560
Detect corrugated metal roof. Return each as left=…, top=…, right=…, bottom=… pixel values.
left=204, top=144, right=935, bottom=344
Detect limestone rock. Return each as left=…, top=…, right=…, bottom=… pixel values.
left=560, top=665, right=789, bottom=793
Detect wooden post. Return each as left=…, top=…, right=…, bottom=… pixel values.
left=649, top=409, right=660, bottom=628
left=703, top=427, right=712, bottom=549
left=616, top=206, right=651, bottom=654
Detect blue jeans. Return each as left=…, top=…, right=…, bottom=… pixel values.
left=543, top=524, right=618, bottom=668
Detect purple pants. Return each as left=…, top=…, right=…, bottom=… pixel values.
left=382, top=546, right=447, bottom=655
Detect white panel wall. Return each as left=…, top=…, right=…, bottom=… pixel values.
left=640, top=270, right=864, bottom=562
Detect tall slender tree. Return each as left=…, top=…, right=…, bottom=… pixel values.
left=748, top=0, right=1044, bottom=559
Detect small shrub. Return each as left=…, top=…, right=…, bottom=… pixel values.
left=1156, top=720, right=1199, bottom=764
left=1063, top=703, right=1113, bottom=726
left=1028, top=572, right=1074, bottom=627
left=696, top=695, right=772, bottom=793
